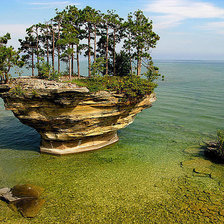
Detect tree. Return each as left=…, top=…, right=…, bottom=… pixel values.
left=0, top=33, right=23, bottom=83
left=125, top=10, right=160, bottom=76
left=26, top=24, right=43, bottom=75
left=107, top=10, right=123, bottom=76
left=54, top=9, right=64, bottom=74
left=59, top=8, right=78, bottom=79
left=49, top=21, right=56, bottom=72
left=114, top=51, right=131, bottom=77
left=39, top=23, right=51, bottom=65
left=96, top=34, right=113, bottom=75
left=142, top=57, right=161, bottom=82
left=19, top=34, right=36, bottom=76
left=82, top=6, right=97, bottom=78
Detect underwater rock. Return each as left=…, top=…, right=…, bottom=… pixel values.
left=184, top=146, right=204, bottom=155
left=193, top=167, right=212, bottom=178
left=181, top=158, right=214, bottom=178
left=11, top=184, right=44, bottom=199
left=11, top=198, right=45, bottom=218
left=204, top=141, right=224, bottom=162
left=0, top=78, right=156, bottom=155
left=0, top=187, right=19, bottom=202
left=0, top=184, right=45, bottom=218
left=181, top=158, right=213, bottom=169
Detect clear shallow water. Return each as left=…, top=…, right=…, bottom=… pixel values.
left=0, top=61, right=224, bottom=223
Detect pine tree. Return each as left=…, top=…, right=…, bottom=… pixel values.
left=0, top=33, right=23, bottom=83
left=125, top=10, right=159, bottom=76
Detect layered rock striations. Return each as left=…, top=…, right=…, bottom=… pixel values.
left=0, top=78, right=156, bottom=155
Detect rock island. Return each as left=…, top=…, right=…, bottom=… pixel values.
left=0, top=77, right=156, bottom=155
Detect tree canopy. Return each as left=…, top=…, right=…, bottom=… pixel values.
left=0, top=33, right=23, bottom=83
left=0, top=6, right=163, bottom=97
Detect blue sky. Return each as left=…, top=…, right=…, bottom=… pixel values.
left=0, top=0, right=224, bottom=60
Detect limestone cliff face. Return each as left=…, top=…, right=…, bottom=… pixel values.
left=0, top=78, right=156, bottom=155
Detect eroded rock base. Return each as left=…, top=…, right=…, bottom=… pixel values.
left=40, top=132, right=119, bottom=155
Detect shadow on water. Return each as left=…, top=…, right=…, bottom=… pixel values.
left=0, top=114, right=40, bottom=153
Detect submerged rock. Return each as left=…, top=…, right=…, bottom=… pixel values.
left=0, top=78, right=156, bottom=155
left=181, top=158, right=213, bottom=178
left=0, top=184, right=44, bottom=218
left=181, top=158, right=213, bottom=169
left=0, top=187, right=20, bottom=202
left=11, top=198, right=45, bottom=218
left=11, top=184, right=44, bottom=199
left=204, top=141, right=224, bottom=162
left=184, top=145, right=204, bottom=155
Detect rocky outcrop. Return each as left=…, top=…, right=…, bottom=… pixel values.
left=0, top=77, right=156, bottom=155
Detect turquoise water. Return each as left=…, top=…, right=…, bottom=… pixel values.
left=0, top=60, right=224, bottom=223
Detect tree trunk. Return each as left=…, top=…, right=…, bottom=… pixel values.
left=129, top=34, right=132, bottom=75
left=36, top=27, right=39, bottom=76
left=36, top=29, right=39, bottom=64
left=32, top=49, right=34, bottom=76
left=77, top=44, right=80, bottom=78
left=71, top=44, right=74, bottom=76
left=113, top=28, right=116, bottom=76
left=69, top=46, right=72, bottom=79
left=57, top=23, right=61, bottom=73
left=88, top=26, right=91, bottom=78
left=52, top=28, right=55, bottom=72
left=137, top=49, right=141, bottom=76
left=94, top=24, right=97, bottom=63
left=5, top=64, right=10, bottom=84
left=5, top=73, right=9, bottom=84
left=47, top=38, right=49, bottom=64
left=57, top=47, right=60, bottom=73
left=130, top=52, right=133, bottom=75
left=105, top=24, right=109, bottom=75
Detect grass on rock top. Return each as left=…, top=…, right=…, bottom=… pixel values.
left=66, top=75, right=157, bottom=100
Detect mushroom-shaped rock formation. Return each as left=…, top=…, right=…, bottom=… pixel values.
left=0, top=78, right=156, bottom=155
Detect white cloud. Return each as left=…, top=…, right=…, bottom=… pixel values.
left=145, top=0, right=224, bottom=29
left=30, top=1, right=71, bottom=5
left=29, top=1, right=80, bottom=9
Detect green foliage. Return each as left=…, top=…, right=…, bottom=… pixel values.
left=114, top=51, right=131, bottom=77
left=72, top=75, right=156, bottom=101
left=9, top=85, right=25, bottom=96
left=13, top=6, right=162, bottom=99
left=0, top=33, right=23, bottom=83
left=124, top=10, right=160, bottom=76
left=143, top=59, right=162, bottom=82
left=49, top=70, right=61, bottom=81
left=36, top=58, right=61, bottom=81
left=36, top=59, right=51, bottom=79
left=32, top=89, right=39, bottom=97
left=91, top=57, right=105, bottom=76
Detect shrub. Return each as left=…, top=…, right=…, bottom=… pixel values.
left=9, top=85, right=25, bottom=96
left=72, top=75, right=156, bottom=102
left=36, top=58, right=61, bottom=81
left=36, top=59, right=51, bottom=79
